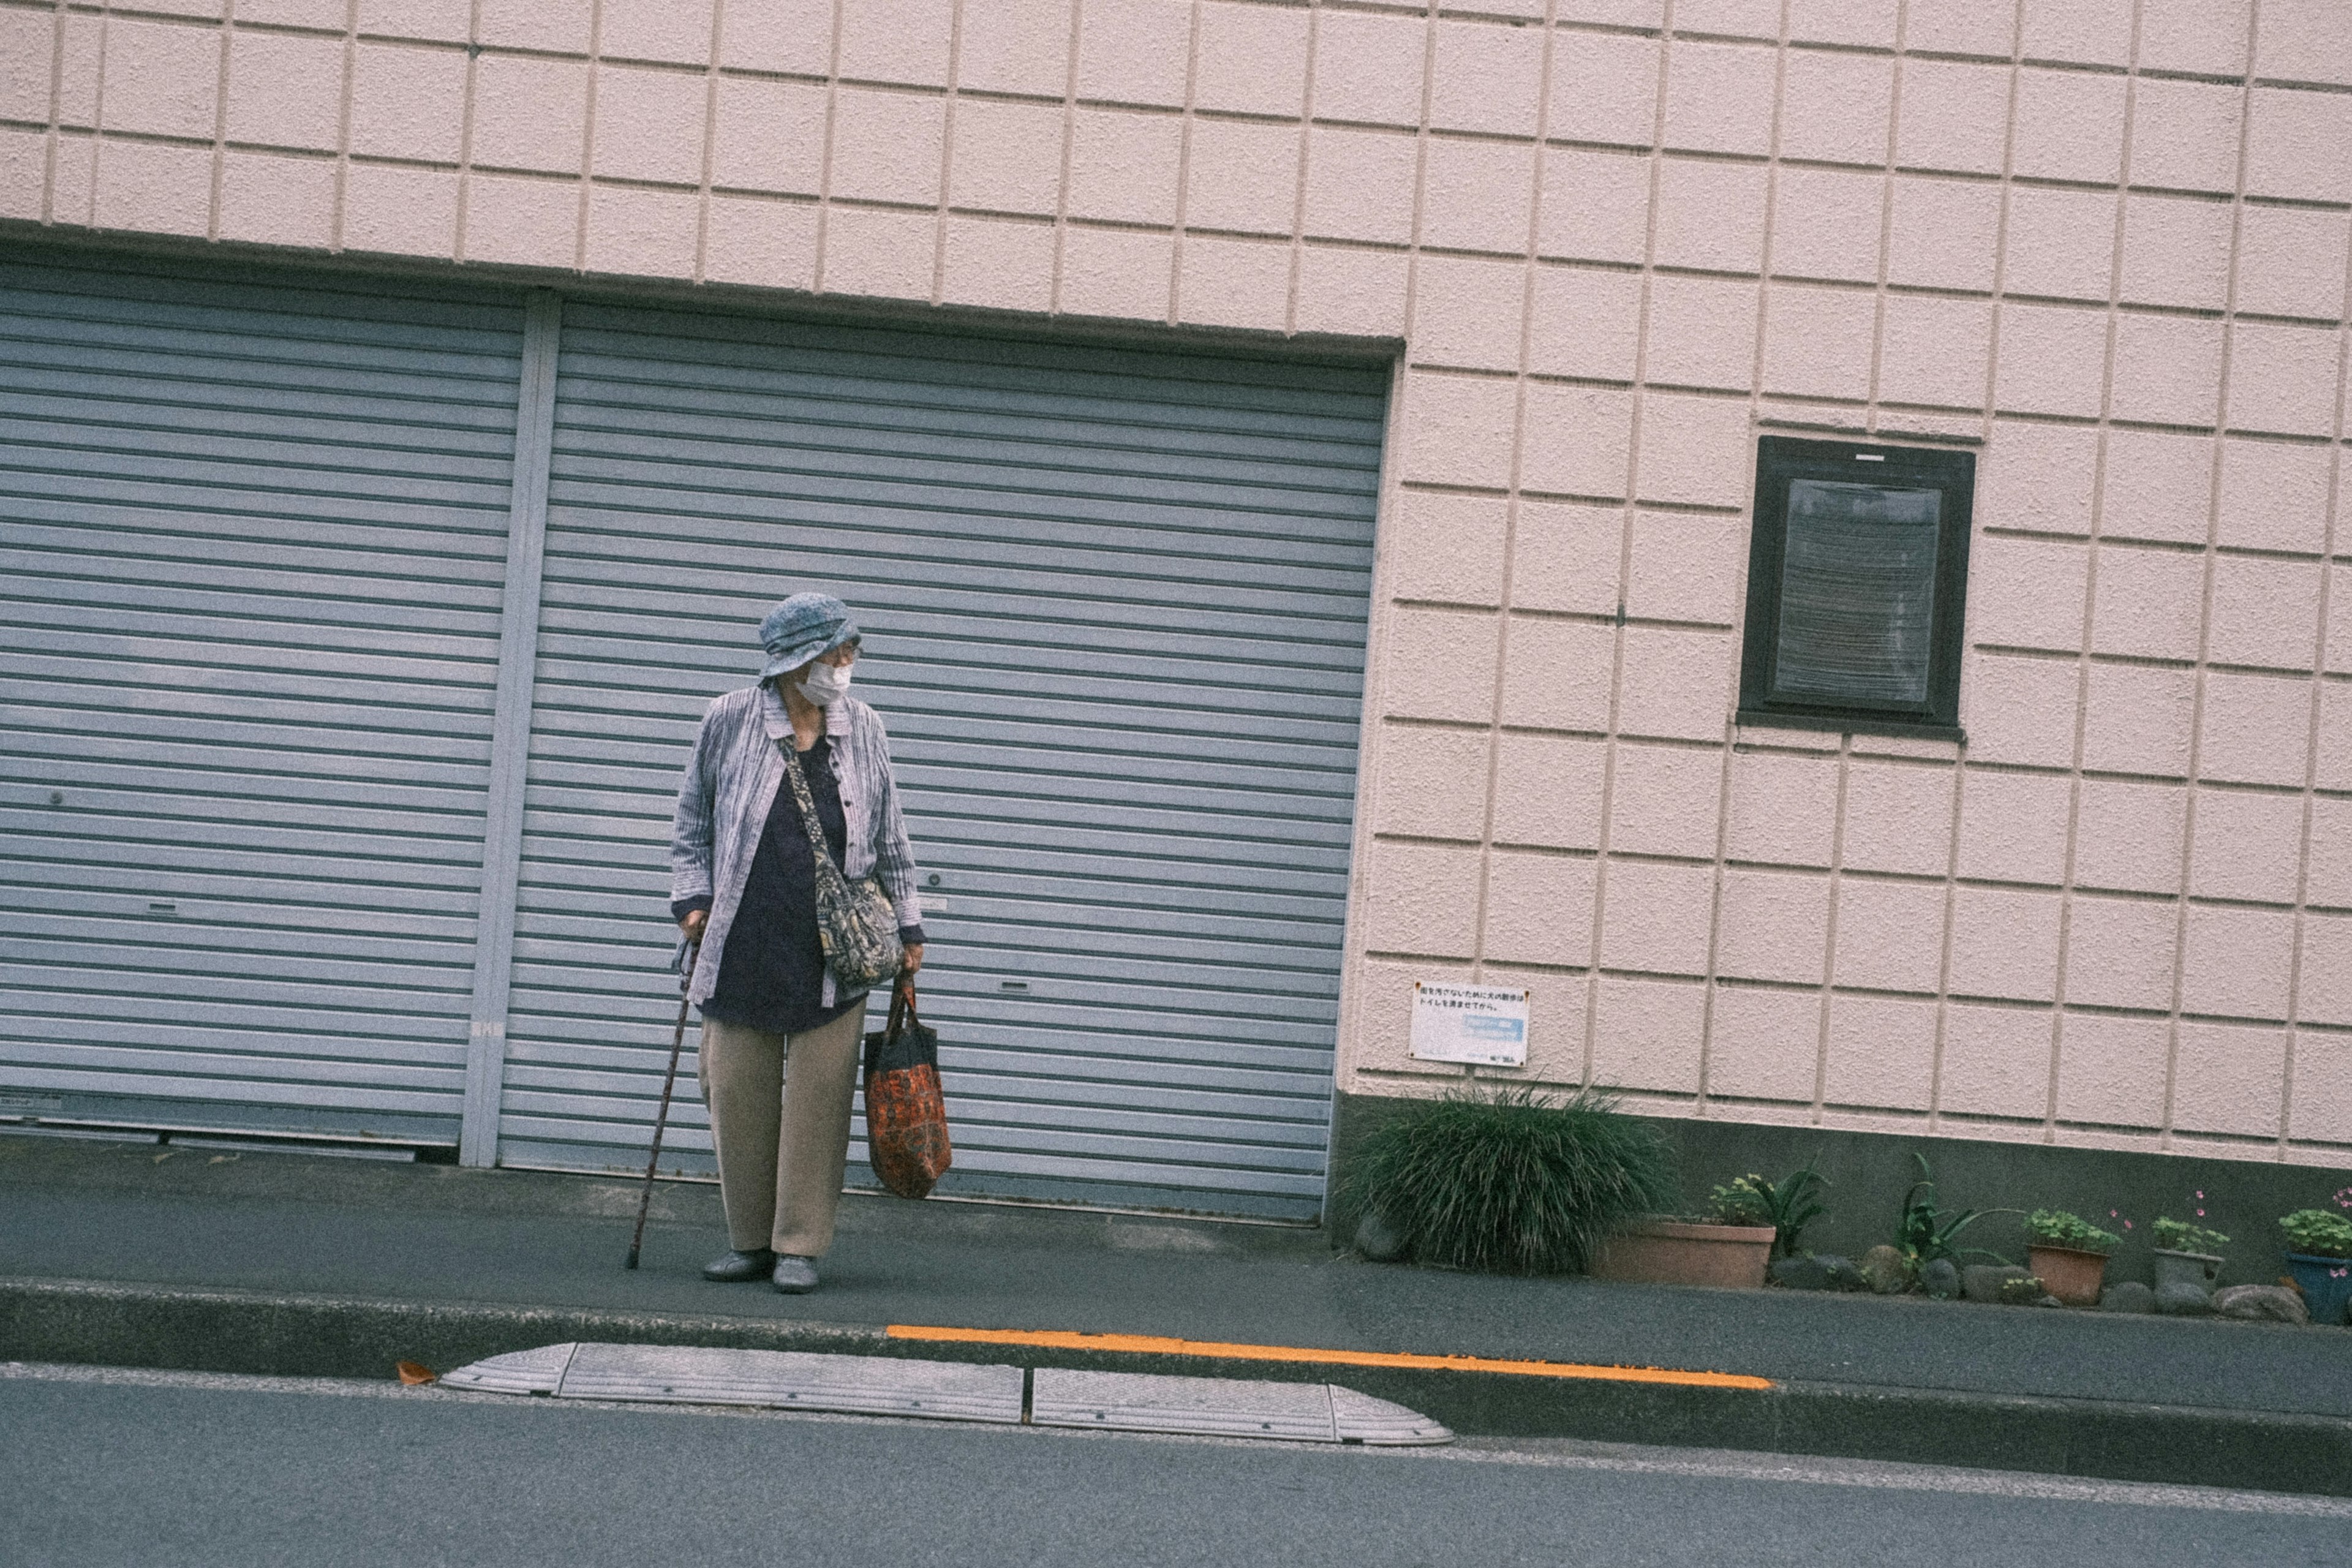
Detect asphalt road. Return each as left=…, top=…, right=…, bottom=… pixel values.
left=4, top=1363, right=2345, bottom=1568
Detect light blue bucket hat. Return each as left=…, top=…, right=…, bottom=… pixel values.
left=758, top=592, right=861, bottom=679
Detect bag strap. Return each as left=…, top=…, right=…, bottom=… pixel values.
left=879, top=979, right=921, bottom=1043
left=775, top=738, right=843, bottom=876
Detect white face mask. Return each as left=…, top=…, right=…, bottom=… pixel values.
left=796, top=659, right=853, bottom=705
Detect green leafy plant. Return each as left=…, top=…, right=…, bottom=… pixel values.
left=2151, top=1216, right=2230, bottom=1255
left=2026, top=1209, right=2125, bottom=1255
left=1896, top=1154, right=2007, bottom=1268
left=1707, top=1158, right=1829, bottom=1261
left=1341, top=1085, right=1675, bottom=1275
left=2279, top=1208, right=2352, bottom=1259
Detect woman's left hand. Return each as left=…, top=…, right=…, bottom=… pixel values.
left=900, top=943, right=925, bottom=976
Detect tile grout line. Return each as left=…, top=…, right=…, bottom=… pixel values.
left=1797, top=0, right=1845, bottom=1122
left=39, top=0, right=64, bottom=225
left=928, top=0, right=965, bottom=306
left=1698, top=0, right=1798, bottom=1117
left=2274, top=83, right=2351, bottom=1157
left=1858, top=0, right=1904, bottom=428
left=450, top=0, right=481, bottom=262
left=1812, top=734, right=1855, bottom=1119
left=1463, top=0, right=1561, bottom=1011
left=1163, top=0, right=1204, bottom=326
left=1044, top=0, right=1081, bottom=317
left=328, top=0, right=355, bottom=253
left=571, top=0, right=605, bottom=273
left=1340, top=1, right=1448, bottom=1097
left=1925, top=0, right=2024, bottom=1138
left=2038, top=0, right=2147, bottom=1140
left=810, top=0, right=845, bottom=293
left=1581, top=0, right=1678, bottom=1091
left=688, top=0, right=727, bottom=285
left=2155, top=0, right=2253, bottom=1153
left=1398, top=0, right=1438, bottom=384
left=203, top=0, right=231, bottom=241
left=1281, top=0, right=1318, bottom=336
left=1334, top=0, right=1442, bottom=1102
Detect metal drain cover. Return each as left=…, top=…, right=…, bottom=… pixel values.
left=1032, top=1368, right=1450, bottom=1446
left=564, top=1343, right=1023, bottom=1423
left=435, top=1344, right=1450, bottom=1445
left=438, top=1342, right=576, bottom=1396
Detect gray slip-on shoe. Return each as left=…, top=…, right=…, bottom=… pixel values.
left=702, top=1248, right=775, bottom=1283
left=771, top=1254, right=819, bottom=1294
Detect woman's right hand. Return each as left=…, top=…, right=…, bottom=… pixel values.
left=679, top=908, right=707, bottom=941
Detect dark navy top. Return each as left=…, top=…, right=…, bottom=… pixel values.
left=675, top=736, right=924, bottom=1036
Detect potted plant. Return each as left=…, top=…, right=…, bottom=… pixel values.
left=1592, top=1212, right=1778, bottom=1290
left=2279, top=1195, right=2352, bottom=1327
left=1587, top=1169, right=1801, bottom=1289
left=2150, top=1216, right=2229, bottom=1294
left=1896, top=1154, right=2008, bottom=1280
left=2024, top=1210, right=2123, bottom=1306
left=1706, top=1160, right=1828, bottom=1262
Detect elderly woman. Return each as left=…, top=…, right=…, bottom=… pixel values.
left=669, top=592, right=926, bottom=1294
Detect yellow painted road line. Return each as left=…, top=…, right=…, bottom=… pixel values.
left=885, top=1325, right=1774, bottom=1390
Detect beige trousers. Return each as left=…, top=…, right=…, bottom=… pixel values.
left=698, top=1005, right=865, bottom=1257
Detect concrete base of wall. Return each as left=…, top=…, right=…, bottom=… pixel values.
left=1328, top=1093, right=2348, bottom=1290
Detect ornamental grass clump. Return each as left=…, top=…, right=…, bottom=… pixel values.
left=1344, top=1086, right=1673, bottom=1275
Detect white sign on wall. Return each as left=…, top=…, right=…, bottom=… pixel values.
left=1409, top=981, right=1530, bottom=1067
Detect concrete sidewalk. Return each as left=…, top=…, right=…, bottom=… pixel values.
left=4, top=1131, right=2347, bottom=1494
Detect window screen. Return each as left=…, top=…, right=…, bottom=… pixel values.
left=1739, top=438, right=1974, bottom=735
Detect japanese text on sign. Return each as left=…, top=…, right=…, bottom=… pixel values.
left=1409, top=981, right=1529, bottom=1067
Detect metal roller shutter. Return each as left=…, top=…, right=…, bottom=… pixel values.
left=497, top=304, right=1384, bottom=1220
left=0, top=255, right=524, bottom=1144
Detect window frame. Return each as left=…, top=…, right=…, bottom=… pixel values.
left=1736, top=434, right=1977, bottom=741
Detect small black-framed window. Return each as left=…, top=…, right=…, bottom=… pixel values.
left=1737, top=435, right=1976, bottom=739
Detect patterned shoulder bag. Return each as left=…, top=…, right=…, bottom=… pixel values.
left=777, top=739, right=902, bottom=992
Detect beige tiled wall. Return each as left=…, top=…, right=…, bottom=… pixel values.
left=3, top=0, right=2346, bottom=1166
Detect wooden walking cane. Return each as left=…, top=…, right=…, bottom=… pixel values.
left=625, top=936, right=699, bottom=1270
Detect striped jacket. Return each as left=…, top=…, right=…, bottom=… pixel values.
left=669, top=683, right=925, bottom=1011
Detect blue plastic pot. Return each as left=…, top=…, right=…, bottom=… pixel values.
left=2285, top=1253, right=2352, bottom=1325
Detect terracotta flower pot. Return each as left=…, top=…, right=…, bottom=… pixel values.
left=2026, top=1243, right=2110, bottom=1306
left=1591, top=1220, right=1775, bottom=1290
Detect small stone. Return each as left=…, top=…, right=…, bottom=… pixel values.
left=1859, top=1245, right=1910, bottom=1295
left=1962, top=1264, right=2029, bottom=1304
left=1354, top=1210, right=1407, bottom=1264
left=2212, top=1284, right=2310, bottom=1325
left=2153, top=1280, right=2214, bottom=1317
left=1997, top=1274, right=2048, bottom=1306
left=2098, top=1281, right=2155, bottom=1314
left=2036, top=1294, right=2065, bottom=1308
left=1770, top=1256, right=1834, bottom=1291
left=1919, top=1259, right=1962, bottom=1300
left=1822, top=1255, right=1871, bottom=1292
